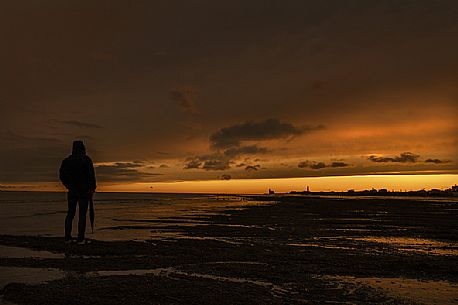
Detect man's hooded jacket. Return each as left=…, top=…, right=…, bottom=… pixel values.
left=59, top=141, right=96, bottom=195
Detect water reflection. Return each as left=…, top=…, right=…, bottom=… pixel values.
left=0, top=192, right=258, bottom=241
left=0, top=267, right=64, bottom=289
left=0, top=245, right=64, bottom=259
left=352, top=237, right=458, bottom=256
left=327, top=275, right=458, bottom=305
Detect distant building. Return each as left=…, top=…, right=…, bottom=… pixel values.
left=268, top=189, right=275, bottom=195
left=452, top=185, right=458, bottom=196
left=429, top=189, right=442, bottom=196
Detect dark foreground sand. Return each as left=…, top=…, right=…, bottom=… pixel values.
left=1, top=196, right=457, bottom=304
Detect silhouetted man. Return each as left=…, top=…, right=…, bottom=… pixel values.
left=59, top=141, right=96, bottom=244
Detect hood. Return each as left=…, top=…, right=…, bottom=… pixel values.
left=72, top=140, right=86, bottom=155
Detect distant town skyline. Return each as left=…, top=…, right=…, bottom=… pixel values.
left=1, top=1, right=457, bottom=192
left=1, top=174, right=456, bottom=194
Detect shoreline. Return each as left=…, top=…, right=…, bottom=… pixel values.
left=1, top=196, right=457, bottom=304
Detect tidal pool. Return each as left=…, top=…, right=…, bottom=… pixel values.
left=0, top=267, right=65, bottom=289
left=0, top=245, right=64, bottom=259
left=352, top=237, right=458, bottom=256
left=327, top=275, right=458, bottom=305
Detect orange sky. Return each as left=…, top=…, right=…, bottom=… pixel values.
left=0, top=1, right=457, bottom=190
left=2, top=174, right=456, bottom=194
left=103, top=174, right=458, bottom=194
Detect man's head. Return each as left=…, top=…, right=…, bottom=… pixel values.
left=72, top=140, right=86, bottom=155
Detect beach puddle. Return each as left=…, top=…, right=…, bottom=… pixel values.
left=0, top=245, right=64, bottom=259
left=199, top=261, right=267, bottom=266
left=148, top=234, right=245, bottom=245
left=288, top=243, right=355, bottom=251
left=335, top=218, right=383, bottom=222
left=91, top=265, right=287, bottom=296
left=90, top=268, right=165, bottom=277
left=352, top=237, right=458, bottom=256
left=327, top=275, right=458, bottom=305
left=333, top=228, right=376, bottom=232
left=0, top=267, right=65, bottom=289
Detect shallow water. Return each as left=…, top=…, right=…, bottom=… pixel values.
left=327, top=275, right=458, bottom=305
left=0, top=192, right=256, bottom=241
left=352, top=237, right=458, bottom=256
left=288, top=243, right=355, bottom=251
left=0, top=263, right=283, bottom=297
left=0, top=245, right=64, bottom=259
left=1, top=192, right=458, bottom=304
left=91, top=266, right=288, bottom=296
left=0, top=267, right=64, bottom=289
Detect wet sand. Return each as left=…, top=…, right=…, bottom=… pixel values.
left=0, top=196, right=457, bottom=304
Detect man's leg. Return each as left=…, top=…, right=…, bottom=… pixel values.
left=65, top=192, right=78, bottom=241
left=77, top=195, right=89, bottom=242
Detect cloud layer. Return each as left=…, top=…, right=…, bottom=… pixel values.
left=95, top=162, right=162, bottom=182
left=210, top=119, right=324, bottom=149
left=298, top=161, right=350, bottom=170
left=368, top=152, right=420, bottom=163
left=1, top=1, right=457, bottom=186
left=184, top=155, right=230, bottom=171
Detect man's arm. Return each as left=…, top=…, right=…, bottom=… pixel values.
left=59, top=159, right=70, bottom=189
left=87, top=157, right=97, bottom=192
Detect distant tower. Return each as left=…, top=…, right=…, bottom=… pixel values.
left=306, top=186, right=310, bottom=192
left=268, top=188, right=275, bottom=195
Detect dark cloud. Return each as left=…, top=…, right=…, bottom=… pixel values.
left=220, top=174, right=232, bottom=180
left=184, top=158, right=203, bottom=169
left=424, top=158, right=451, bottom=164
left=210, top=119, right=324, bottom=149
left=159, top=164, right=170, bottom=168
left=298, top=161, right=323, bottom=169
left=103, top=161, right=145, bottom=169
left=184, top=141, right=269, bottom=173
left=311, top=162, right=326, bottom=170
left=53, top=120, right=103, bottom=129
left=368, top=152, right=419, bottom=163
left=184, top=155, right=230, bottom=171
left=223, top=145, right=268, bottom=158
left=95, top=162, right=161, bottom=182
left=170, top=87, right=198, bottom=114
left=1, top=1, right=456, bottom=185
left=298, top=160, right=350, bottom=170
left=202, top=159, right=230, bottom=171
left=330, top=161, right=349, bottom=168
left=245, top=165, right=261, bottom=171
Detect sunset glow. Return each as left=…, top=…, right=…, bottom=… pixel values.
left=0, top=1, right=456, bottom=192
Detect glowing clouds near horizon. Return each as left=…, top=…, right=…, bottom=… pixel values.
left=97, top=174, right=458, bottom=194
left=0, top=1, right=457, bottom=190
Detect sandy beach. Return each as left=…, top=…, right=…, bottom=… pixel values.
left=0, top=194, right=457, bottom=304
